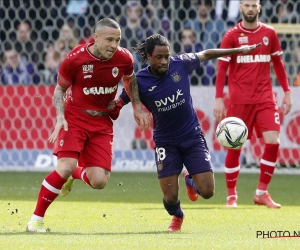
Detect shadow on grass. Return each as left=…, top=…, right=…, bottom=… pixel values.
left=1, top=231, right=179, bottom=236
left=138, top=206, right=256, bottom=210
left=1, top=172, right=300, bottom=206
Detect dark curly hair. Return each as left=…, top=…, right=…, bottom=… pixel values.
left=132, top=34, right=170, bottom=63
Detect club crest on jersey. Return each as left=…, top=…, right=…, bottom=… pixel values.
left=171, top=72, right=181, bottom=82
left=82, top=64, right=94, bottom=74
left=263, top=36, right=269, bottom=46
left=157, top=162, right=163, bottom=171
left=238, top=36, right=248, bottom=44
left=112, top=67, right=119, bottom=78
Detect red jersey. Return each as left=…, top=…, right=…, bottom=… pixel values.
left=217, top=22, right=283, bottom=104
left=58, top=43, right=134, bottom=111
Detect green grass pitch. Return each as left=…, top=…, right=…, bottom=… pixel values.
left=1, top=172, right=300, bottom=250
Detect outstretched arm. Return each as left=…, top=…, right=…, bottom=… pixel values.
left=122, top=73, right=150, bottom=131
left=196, top=43, right=262, bottom=62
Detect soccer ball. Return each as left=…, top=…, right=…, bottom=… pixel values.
left=216, top=117, right=248, bottom=149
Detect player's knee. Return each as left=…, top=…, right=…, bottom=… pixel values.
left=89, top=178, right=108, bottom=189
left=164, top=194, right=178, bottom=205
left=56, top=159, right=77, bottom=178
left=200, top=187, right=214, bottom=199
left=90, top=180, right=107, bottom=189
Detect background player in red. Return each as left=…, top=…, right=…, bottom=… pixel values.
left=26, top=18, right=150, bottom=233
left=213, top=0, right=292, bottom=209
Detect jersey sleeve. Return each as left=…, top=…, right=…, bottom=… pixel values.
left=57, top=57, right=74, bottom=89
left=177, top=53, right=200, bottom=73
left=218, top=31, right=234, bottom=62
left=270, top=29, right=283, bottom=57
left=215, top=31, right=232, bottom=97
left=121, top=47, right=134, bottom=76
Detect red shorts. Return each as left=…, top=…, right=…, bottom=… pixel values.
left=54, top=107, right=114, bottom=171
left=227, top=101, right=280, bottom=139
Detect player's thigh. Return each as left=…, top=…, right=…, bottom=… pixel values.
left=256, top=102, right=280, bottom=134
left=79, top=133, right=113, bottom=171
left=227, top=104, right=256, bottom=139
left=182, top=134, right=213, bottom=175
left=159, top=174, right=180, bottom=204
left=155, top=144, right=183, bottom=179
left=54, top=122, right=87, bottom=156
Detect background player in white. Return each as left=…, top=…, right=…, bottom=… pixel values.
left=116, top=34, right=260, bottom=232
left=213, top=0, right=292, bottom=209
left=26, top=18, right=150, bottom=233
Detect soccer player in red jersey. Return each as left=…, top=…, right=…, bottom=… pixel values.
left=26, top=18, right=150, bottom=233
left=213, top=0, right=293, bottom=209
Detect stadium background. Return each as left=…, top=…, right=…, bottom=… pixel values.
left=0, top=0, right=299, bottom=172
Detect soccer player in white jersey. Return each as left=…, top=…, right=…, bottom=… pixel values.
left=213, top=0, right=292, bottom=209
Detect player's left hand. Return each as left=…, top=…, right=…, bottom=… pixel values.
left=281, top=91, right=292, bottom=115
left=107, top=100, right=116, bottom=110
left=134, top=107, right=151, bottom=131
left=241, top=42, right=262, bottom=54
left=107, top=100, right=123, bottom=120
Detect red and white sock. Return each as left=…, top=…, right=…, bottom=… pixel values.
left=32, top=170, right=67, bottom=220
left=224, top=149, right=241, bottom=198
left=256, top=144, right=279, bottom=195
left=71, top=166, right=92, bottom=187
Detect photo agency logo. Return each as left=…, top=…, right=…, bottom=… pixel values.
left=256, top=231, right=300, bottom=239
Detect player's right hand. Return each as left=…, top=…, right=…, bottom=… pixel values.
left=48, top=116, right=68, bottom=143
left=213, top=98, right=226, bottom=122
left=281, top=91, right=292, bottom=115
left=134, top=108, right=151, bottom=131
left=241, top=42, right=262, bottom=54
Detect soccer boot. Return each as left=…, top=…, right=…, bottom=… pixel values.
left=60, top=179, right=75, bottom=197
left=168, top=215, right=184, bottom=232
left=26, top=220, right=47, bottom=233
left=226, top=195, right=237, bottom=208
left=253, top=192, right=281, bottom=209
left=182, top=169, right=198, bottom=201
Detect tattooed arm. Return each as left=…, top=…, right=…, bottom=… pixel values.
left=122, top=73, right=150, bottom=131
left=48, top=84, right=69, bottom=143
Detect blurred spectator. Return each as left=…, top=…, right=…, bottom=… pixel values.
left=175, top=27, right=215, bottom=85
left=215, top=0, right=240, bottom=26
left=145, top=3, right=171, bottom=39
left=119, top=1, right=155, bottom=71
left=0, top=48, right=40, bottom=85
left=119, top=1, right=171, bottom=71
left=66, top=0, right=88, bottom=28
left=5, top=21, right=44, bottom=70
left=176, top=27, right=203, bottom=53
left=54, top=24, right=78, bottom=53
left=184, top=0, right=227, bottom=49
left=119, top=1, right=148, bottom=48
left=42, top=44, right=63, bottom=85
left=79, top=28, right=95, bottom=45
left=294, top=41, right=300, bottom=86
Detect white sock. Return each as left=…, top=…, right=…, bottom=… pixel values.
left=227, top=195, right=238, bottom=200
left=256, top=189, right=267, bottom=196
left=30, top=214, right=44, bottom=222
